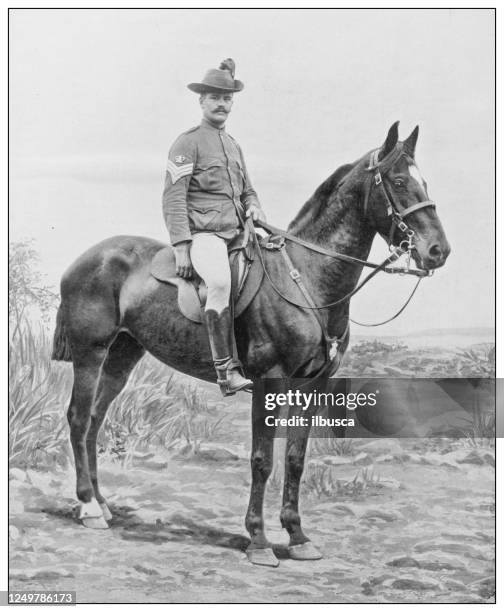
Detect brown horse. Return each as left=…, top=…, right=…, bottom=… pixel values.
left=52, top=122, right=450, bottom=567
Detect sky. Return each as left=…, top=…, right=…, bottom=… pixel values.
left=9, top=8, right=495, bottom=336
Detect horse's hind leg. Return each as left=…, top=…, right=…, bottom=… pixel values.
left=67, top=345, right=109, bottom=528
left=86, top=333, right=145, bottom=523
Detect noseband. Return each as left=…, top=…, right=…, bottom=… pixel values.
left=365, top=143, right=436, bottom=249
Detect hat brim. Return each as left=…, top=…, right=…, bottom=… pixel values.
left=187, top=80, right=244, bottom=94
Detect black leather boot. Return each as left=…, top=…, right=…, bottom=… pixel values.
left=205, top=307, right=253, bottom=396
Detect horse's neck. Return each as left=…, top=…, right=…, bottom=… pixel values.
left=287, top=184, right=375, bottom=337
left=291, top=186, right=375, bottom=285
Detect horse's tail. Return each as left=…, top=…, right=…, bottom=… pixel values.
left=51, top=304, right=72, bottom=362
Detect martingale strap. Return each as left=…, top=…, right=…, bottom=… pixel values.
left=275, top=240, right=424, bottom=340
left=279, top=245, right=348, bottom=368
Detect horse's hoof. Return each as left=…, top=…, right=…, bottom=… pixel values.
left=79, top=498, right=102, bottom=518
left=99, top=502, right=112, bottom=521
left=246, top=547, right=279, bottom=567
left=82, top=516, right=110, bottom=529
left=288, top=541, right=323, bottom=560
left=78, top=499, right=108, bottom=528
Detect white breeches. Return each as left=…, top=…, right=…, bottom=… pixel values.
left=190, top=233, right=231, bottom=313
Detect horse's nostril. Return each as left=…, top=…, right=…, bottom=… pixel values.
left=429, top=244, right=442, bottom=260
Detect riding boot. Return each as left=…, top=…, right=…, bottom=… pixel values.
left=204, top=307, right=253, bottom=396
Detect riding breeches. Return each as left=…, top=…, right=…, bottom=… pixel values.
left=190, top=232, right=231, bottom=313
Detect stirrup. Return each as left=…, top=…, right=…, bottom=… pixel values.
left=218, top=380, right=252, bottom=397
left=215, top=358, right=253, bottom=396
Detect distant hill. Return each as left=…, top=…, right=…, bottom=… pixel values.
left=404, top=327, right=494, bottom=338
left=352, top=327, right=495, bottom=348
left=354, top=327, right=494, bottom=341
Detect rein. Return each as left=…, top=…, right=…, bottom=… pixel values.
left=253, top=225, right=413, bottom=311
left=250, top=224, right=409, bottom=378
left=256, top=219, right=429, bottom=279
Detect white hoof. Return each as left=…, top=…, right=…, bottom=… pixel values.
left=82, top=516, right=110, bottom=529
left=99, top=502, right=112, bottom=521
left=288, top=541, right=323, bottom=560
left=79, top=498, right=103, bottom=520
left=246, top=547, right=279, bottom=567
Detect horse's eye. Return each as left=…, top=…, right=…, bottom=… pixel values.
left=394, top=179, right=404, bottom=188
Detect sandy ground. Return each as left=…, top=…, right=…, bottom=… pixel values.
left=9, top=399, right=495, bottom=604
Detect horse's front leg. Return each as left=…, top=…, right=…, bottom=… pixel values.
left=280, top=377, right=348, bottom=560
left=280, top=406, right=323, bottom=561
left=245, top=380, right=279, bottom=567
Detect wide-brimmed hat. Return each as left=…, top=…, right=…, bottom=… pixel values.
left=187, top=58, right=244, bottom=94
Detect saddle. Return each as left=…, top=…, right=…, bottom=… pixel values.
left=150, top=231, right=264, bottom=323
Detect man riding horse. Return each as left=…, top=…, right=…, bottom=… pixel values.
left=162, top=58, right=266, bottom=396
left=54, top=109, right=450, bottom=558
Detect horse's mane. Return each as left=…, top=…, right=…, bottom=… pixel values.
left=287, top=161, right=356, bottom=234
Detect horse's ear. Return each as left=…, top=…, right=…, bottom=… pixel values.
left=403, top=125, right=419, bottom=158
left=378, top=121, right=400, bottom=160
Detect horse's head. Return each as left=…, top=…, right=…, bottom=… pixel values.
left=363, top=122, right=450, bottom=270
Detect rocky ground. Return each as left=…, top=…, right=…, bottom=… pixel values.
left=9, top=401, right=495, bottom=603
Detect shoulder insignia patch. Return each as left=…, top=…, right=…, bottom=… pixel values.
left=174, top=155, right=187, bottom=164
left=167, top=159, right=193, bottom=184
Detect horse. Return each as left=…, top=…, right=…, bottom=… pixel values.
left=52, top=122, right=450, bottom=568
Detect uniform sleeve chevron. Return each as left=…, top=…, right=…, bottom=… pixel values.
left=166, top=159, right=194, bottom=184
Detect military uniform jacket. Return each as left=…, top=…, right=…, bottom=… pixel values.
left=162, top=118, right=261, bottom=245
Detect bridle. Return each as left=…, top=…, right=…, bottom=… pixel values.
left=364, top=142, right=437, bottom=255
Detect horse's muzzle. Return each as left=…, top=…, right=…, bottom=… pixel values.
left=414, top=239, right=451, bottom=270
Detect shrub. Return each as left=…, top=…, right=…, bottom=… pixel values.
left=9, top=319, right=73, bottom=469
left=9, top=323, right=222, bottom=470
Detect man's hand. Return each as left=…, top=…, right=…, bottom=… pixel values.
left=174, top=241, right=193, bottom=279
left=246, top=204, right=266, bottom=224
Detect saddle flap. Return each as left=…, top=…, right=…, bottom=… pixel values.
left=151, top=246, right=176, bottom=283
left=150, top=239, right=264, bottom=324
left=150, top=247, right=203, bottom=323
